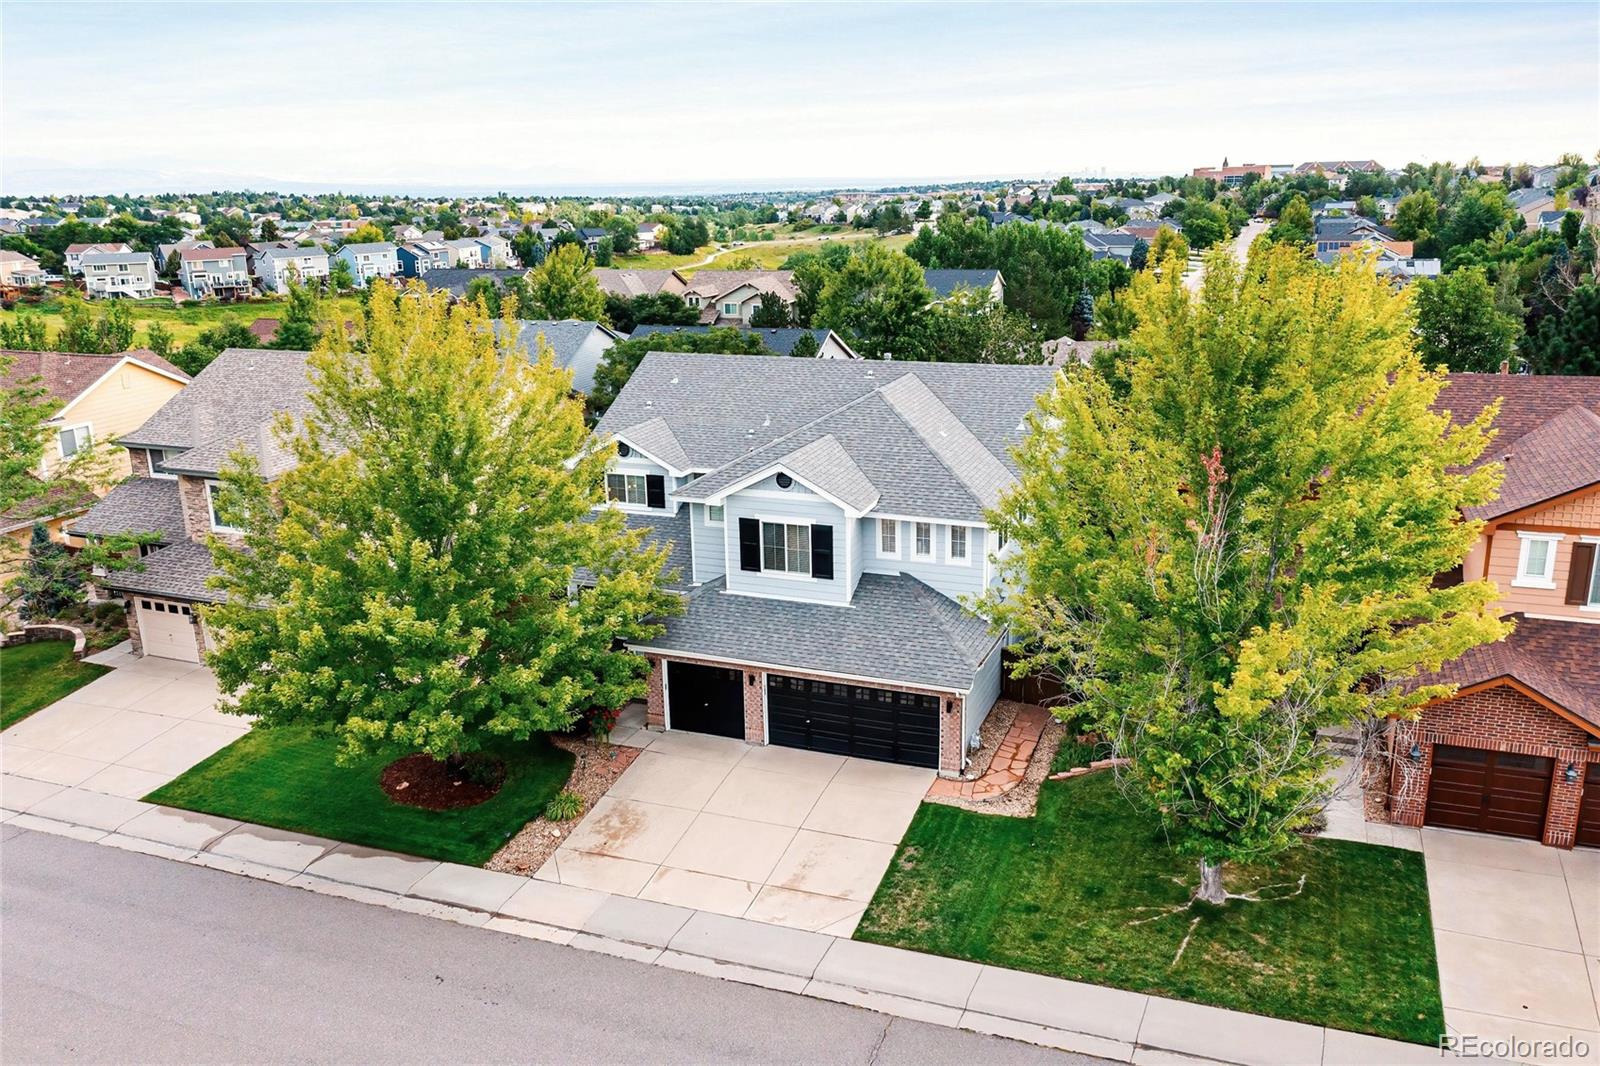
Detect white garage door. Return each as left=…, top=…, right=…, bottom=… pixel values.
left=135, top=598, right=200, bottom=662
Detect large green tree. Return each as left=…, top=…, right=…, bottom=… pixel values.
left=991, top=246, right=1508, bottom=902
left=525, top=243, right=607, bottom=321
left=1269, top=196, right=1313, bottom=246
left=1411, top=266, right=1520, bottom=372
left=814, top=244, right=933, bottom=359
left=1522, top=283, right=1600, bottom=375
left=204, top=283, right=681, bottom=764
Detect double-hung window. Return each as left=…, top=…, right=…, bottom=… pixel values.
left=1514, top=532, right=1561, bottom=589
left=761, top=521, right=811, bottom=575
left=914, top=521, right=933, bottom=558
left=606, top=473, right=647, bottom=506
left=949, top=525, right=968, bottom=561
left=57, top=424, right=92, bottom=458
left=879, top=518, right=897, bottom=555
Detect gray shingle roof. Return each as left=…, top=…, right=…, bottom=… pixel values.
left=119, top=347, right=315, bottom=478
left=103, top=541, right=223, bottom=603
left=79, top=251, right=156, bottom=267
left=414, top=267, right=527, bottom=298
left=922, top=269, right=999, bottom=297
left=615, top=415, right=692, bottom=472
left=496, top=320, right=619, bottom=395
left=768, top=434, right=880, bottom=512
left=612, top=354, right=1055, bottom=522
left=69, top=478, right=187, bottom=543
left=637, top=574, right=1002, bottom=692
left=574, top=506, right=692, bottom=592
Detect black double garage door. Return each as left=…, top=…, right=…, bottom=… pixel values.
left=665, top=662, right=939, bottom=768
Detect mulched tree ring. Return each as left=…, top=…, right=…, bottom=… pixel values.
left=380, top=753, right=506, bottom=810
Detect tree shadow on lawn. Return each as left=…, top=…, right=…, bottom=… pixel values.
left=146, top=726, right=574, bottom=867
left=855, top=771, right=1443, bottom=1045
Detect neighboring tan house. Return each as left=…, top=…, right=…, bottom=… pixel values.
left=629, top=324, right=860, bottom=360
left=681, top=270, right=798, bottom=325
left=442, top=237, right=485, bottom=269
left=333, top=242, right=401, bottom=287
left=0, top=349, right=189, bottom=552
left=178, top=247, right=252, bottom=298
left=64, top=242, right=132, bottom=275
left=253, top=246, right=331, bottom=294
left=591, top=353, right=1057, bottom=774
left=72, top=348, right=314, bottom=662
left=592, top=268, right=689, bottom=301
left=1384, top=372, right=1600, bottom=849
left=80, top=251, right=158, bottom=299
left=0, top=249, right=46, bottom=287
left=922, top=269, right=1005, bottom=306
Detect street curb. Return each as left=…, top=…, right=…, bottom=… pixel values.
left=2, top=802, right=1476, bottom=1066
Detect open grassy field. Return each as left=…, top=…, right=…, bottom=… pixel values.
left=856, top=768, right=1444, bottom=1045
left=0, top=294, right=369, bottom=348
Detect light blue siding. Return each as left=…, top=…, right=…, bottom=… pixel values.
left=858, top=518, right=987, bottom=602
left=962, top=638, right=1005, bottom=763
left=689, top=502, right=726, bottom=584
left=723, top=478, right=848, bottom=605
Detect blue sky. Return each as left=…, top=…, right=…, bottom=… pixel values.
left=3, top=1, right=1595, bottom=194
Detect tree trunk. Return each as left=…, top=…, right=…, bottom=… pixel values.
left=1196, top=858, right=1227, bottom=904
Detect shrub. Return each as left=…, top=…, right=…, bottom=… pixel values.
left=543, top=790, right=585, bottom=821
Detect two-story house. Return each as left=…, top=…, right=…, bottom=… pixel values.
left=1, top=348, right=188, bottom=557
left=397, top=240, right=452, bottom=278
left=253, top=246, right=331, bottom=294
left=79, top=251, right=158, bottom=300
left=680, top=270, right=799, bottom=325
left=63, top=242, right=133, bottom=275
left=441, top=237, right=485, bottom=269
left=591, top=353, right=1056, bottom=774
left=474, top=233, right=518, bottom=268
left=0, top=249, right=47, bottom=287
left=1384, top=372, right=1600, bottom=849
left=333, top=241, right=401, bottom=287
left=72, top=348, right=313, bottom=662
left=178, top=247, right=252, bottom=298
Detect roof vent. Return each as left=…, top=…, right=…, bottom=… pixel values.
left=762, top=415, right=771, bottom=428
left=669, top=376, right=679, bottom=385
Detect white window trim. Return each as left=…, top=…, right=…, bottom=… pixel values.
left=146, top=448, right=178, bottom=480
left=57, top=421, right=93, bottom=459
left=757, top=516, right=814, bottom=581
left=948, top=524, right=972, bottom=566
left=876, top=517, right=901, bottom=559
left=705, top=503, right=725, bottom=526
left=913, top=521, right=934, bottom=560
left=605, top=471, right=653, bottom=511
left=1582, top=535, right=1600, bottom=612
left=205, top=480, right=242, bottom=533
left=1512, top=531, right=1562, bottom=590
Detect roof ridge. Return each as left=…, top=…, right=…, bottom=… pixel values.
left=904, top=574, right=990, bottom=668
left=877, top=372, right=1015, bottom=511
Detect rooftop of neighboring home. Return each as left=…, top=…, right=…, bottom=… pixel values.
left=338, top=242, right=397, bottom=255
left=1, top=479, right=97, bottom=536
left=65, top=242, right=131, bottom=256
left=1, top=249, right=42, bottom=264
left=494, top=319, right=622, bottom=395
left=413, top=267, right=527, bottom=298
left=256, top=245, right=327, bottom=261
left=178, top=246, right=246, bottom=262
left=596, top=352, right=1057, bottom=523
left=78, top=250, right=156, bottom=267
left=592, top=267, right=688, bottom=299
left=0, top=348, right=187, bottom=410
left=921, top=269, right=1001, bottom=297
left=683, top=269, right=794, bottom=300
left=628, top=324, right=855, bottom=358
left=118, top=347, right=315, bottom=478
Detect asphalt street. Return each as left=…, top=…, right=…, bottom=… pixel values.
left=0, top=826, right=1105, bottom=1065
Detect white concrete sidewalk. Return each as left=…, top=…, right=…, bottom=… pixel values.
left=1, top=792, right=1461, bottom=1066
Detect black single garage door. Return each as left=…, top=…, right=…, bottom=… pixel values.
left=667, top=662, right=744, bottom=739
left=767, top=675, right=939, bottom=768
left=1424, top=745, right=1552, bottom=840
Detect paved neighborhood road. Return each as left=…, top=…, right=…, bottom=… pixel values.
left=0, top=828, right=1102, bottom=1065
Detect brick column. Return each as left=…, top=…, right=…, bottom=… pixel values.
left=1387, top=719, right=1431, bottom=827
left=940, top=696, right=964, bottom=777
left=1543, top=755, right=1585, bottom=848
left=124, top=600, right=144, bottom=655
left=129, top=448, right=151, bottom=477
left=645, top=656, right=665, bottom=730
left=743, top=670, right=765, bottom=744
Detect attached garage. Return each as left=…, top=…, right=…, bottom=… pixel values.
left=1424, top=745, right=1552, bottom=840
left=767, top=675, right=939, bottom=768
left=134, top=597, right=201, bottom=663
left=1577, top=764, right=1600, bottom=850
left=665, top=662, right=744, bottom=739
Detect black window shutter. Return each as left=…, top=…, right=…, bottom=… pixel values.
left=812, top=524, right=834, bottom=580
left=645, top=474, right=666, bottom=509
left=739, top=518, right=761, bottom=572
left=1565, top=542, right=1596, bottom=606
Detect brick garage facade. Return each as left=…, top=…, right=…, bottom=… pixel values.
left=643, top=652, right=967, bottom=775
left=1387, top=683, right=1599, bottom=848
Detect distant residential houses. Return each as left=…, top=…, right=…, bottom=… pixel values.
left=334, top=242, right=402, bottom=287
left=252, top=245, right=331, bottom=294
left=81, top=251, right=158, bottom=299
left=178, top=247, right=251, bottom=298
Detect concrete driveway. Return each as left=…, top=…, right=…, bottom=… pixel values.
left=1423, top=828, right=1600, bottom=1064
left=0, top=644, right=246, bottom=816
left=538, top=729, right=932, bottom=937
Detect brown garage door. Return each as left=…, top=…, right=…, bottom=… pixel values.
left=1424, top=745, right=1552, bottom=840
left=1577, top=763, right=1600, bottom=850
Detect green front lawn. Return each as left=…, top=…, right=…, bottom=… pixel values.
left=146, top=727, right=574, bottom=866
left=0, top=640, right=109, bottom=730
left=856, top=771, right=1443, bottom=1045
